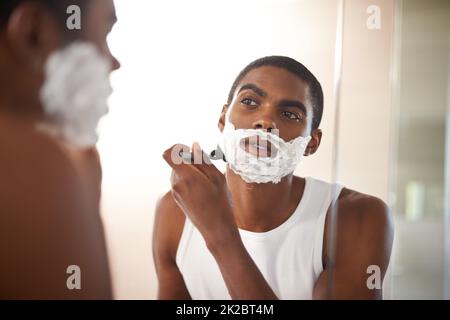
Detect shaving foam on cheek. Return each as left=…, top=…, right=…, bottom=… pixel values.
left=221, top=109, right=311, bottom=184
left=38, top=41, right=112, bottom=148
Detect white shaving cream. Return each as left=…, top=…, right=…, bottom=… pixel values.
left=39, top=42, right=112, bottom=148
left=221, top=111, right=311, bottom=184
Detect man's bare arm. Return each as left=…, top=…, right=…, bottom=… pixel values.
left=153, top=192, right=192, bottom=300
left=206, top=234, right=279, bottom=300
left=162, top=144, right=278, bottom=300
left=313, top=194, right=394, bottom=299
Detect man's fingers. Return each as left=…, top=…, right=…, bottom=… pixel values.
left=170, top=169, right=179, bottom=186
left=191, top=142, right=223, bottom=179
left=162, top=144, right=191, bottom=170
left=192, top=142, right=203, bottom=165
left=163, top=143, right=209, bottom=180
left=163, top=142, right=223, bottom=182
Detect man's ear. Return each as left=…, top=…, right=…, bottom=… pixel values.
left=217, top=104, right=229, bottom=133
left=6, top=1, right=61, bottom=70
left=305, top=128, right=322, bottom=156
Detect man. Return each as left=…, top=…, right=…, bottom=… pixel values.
left=154, top=56, right=394, bottom=299
left=0, top=0, right=119, bottom=298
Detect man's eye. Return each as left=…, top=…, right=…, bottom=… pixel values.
left=241, top=98, right=258, bottom=106
left=282, top=111, right=302, bottom=122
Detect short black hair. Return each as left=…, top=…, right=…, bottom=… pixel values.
left=227, top=56, right=324, bottom=131
left=0, top=0, right=88, bottom=31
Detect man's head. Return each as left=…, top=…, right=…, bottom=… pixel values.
left=0, top=0, right=119, bottom=113
left=1, top=0, right=85, bottom=31
left=219, top=56, right=324, bottom=157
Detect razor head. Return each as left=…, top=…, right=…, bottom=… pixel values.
left=178, top=145, right=226, bottom=163
left=210, top=145, right=226, bottom=162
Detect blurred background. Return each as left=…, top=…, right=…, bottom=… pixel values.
left=97, top=0, right=450, bottom=299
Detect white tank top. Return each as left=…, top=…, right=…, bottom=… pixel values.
left=176, top=176, right=344, bottom=300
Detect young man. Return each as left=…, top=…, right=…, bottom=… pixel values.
left=154, top=56, right=394, bottom=300
left=0, top=0, right=119, bottom=298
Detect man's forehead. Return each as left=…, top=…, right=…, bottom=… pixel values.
left=237, top=66, right=310, bottom=102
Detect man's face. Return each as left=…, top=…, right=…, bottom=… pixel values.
left=224, top=66, right=313, bottom=143
left=0, top=0, right=120, bottom=110
left=81, top=0, right=120, bottom=72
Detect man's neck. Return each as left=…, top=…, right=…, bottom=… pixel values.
left=0, top=90, right=44, bottom=125
left=0, top=62, right=43, bottom=122
left=225, top=168, right=305, bottom=233
left=0, top=105, right=44, bottom=127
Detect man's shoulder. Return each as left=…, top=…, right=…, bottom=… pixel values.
left=0, top=119, right=112, bottom=298
left=0, top=123, right=86, bottom=202
left=335, top=188, right=393, bottom=234
left=155, top=191, right=186, bottom=223
left=322, top=188, right=394, bottom=271
left=303, top=176, right=391, bottom=225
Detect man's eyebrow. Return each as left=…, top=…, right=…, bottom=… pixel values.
left=237, top=83, right=267, bottom=97
left=279, top=99, right=308, bottom=115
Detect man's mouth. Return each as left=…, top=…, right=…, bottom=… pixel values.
left=239, top=136, right=278, bottom=158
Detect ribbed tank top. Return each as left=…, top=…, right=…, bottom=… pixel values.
left=176, top=176, right=344, bottom=299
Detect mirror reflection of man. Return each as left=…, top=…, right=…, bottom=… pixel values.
left=154, top=56, right=394, bottom=300
left=0, top=0, right=119, bottom=299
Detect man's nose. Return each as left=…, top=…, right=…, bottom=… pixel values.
left=111, top=54, right=121, bottom=71
left=252, top=116, right=277, bottom=132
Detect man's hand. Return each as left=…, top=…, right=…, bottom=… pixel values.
left=163, top=142, right=278, bottom=299
left=162, top=142, right=239, bottom=249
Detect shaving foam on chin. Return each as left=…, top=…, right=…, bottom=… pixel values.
left=221, top=110, right=311, bottom=184
left=38, top=42, right=112, bottom=148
